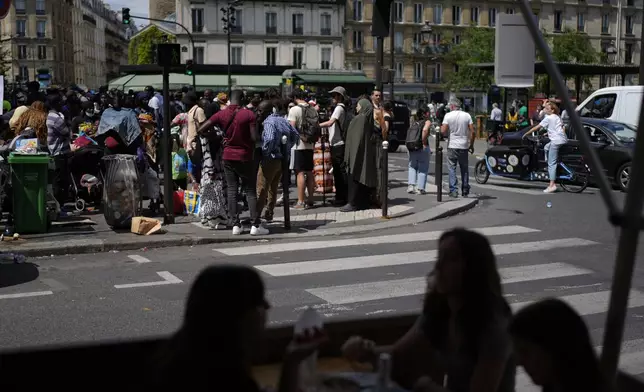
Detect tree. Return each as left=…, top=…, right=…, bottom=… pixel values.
left=128, top=25, right=175, bottom=65
left=0, top=46, right=11, bottom=76
left=443, top=27, right=495, bottom=91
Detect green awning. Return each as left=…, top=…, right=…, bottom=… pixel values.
left=231, top=75, right=282, bottom=88
left=296, top=74, right=374, bottom=84
left=108, top=74, right=282, bottom=91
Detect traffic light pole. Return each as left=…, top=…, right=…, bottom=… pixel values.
left=127, top=14, right=197, bottom=90
left=162, top=65, right=174, bottom=224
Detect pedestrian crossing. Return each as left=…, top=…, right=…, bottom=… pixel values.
left=215, top=224, right=644, bottom=390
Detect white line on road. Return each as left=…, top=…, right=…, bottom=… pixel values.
left=0, top=291, right=54, bottom=299
left=512, top=290, right=644, bottom=316
left=217, top=225, right=540, bottom=256
left=257, top=238, right=597, bottom=276
left=306, top=262, right=594, bottom=304
left=114, top=271, right=183, bottom=289
left=128, top=254, right=152, bottom=263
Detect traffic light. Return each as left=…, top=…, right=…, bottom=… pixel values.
left=122, top=8, right=130, bottom=24
left=185, top=60, right=194, bottom=76
left=372, top=0, right=392, bottom=37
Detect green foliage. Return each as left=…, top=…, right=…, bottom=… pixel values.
left=0, top=46, right=11, bottom=76
left=444, top=27, right=496, bottom=91
left=127, top=25, right=175, bottom=65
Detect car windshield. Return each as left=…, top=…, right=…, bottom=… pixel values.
left=603, top=122, right=637, bottom=142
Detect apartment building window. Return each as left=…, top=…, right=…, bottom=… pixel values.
left=625, top=43, right=633, bottom=63
left=394, top=31, right=403, bottom=52
left=554, top=11, right=563, bottom=31
left=231, top=46, right=243, bottom=65
left=452, top=6, right=461, bottom=25
left=601, top=13, right=610, bottom=34
left=433, top=63, right=442, bottom=82
left=489, top=8, right=497, bottom=27
left=320, top=13, right=331, bottom=36
left=625, top=15, right=633, bottom=35
left=505, top=8, right=515, bottom=14
left=414, top=4, right=423, bottom=23
left=627, top=0, right=634, bottom=5
left=17, top=45, right=26, bottom=59
left=395, top=62, right=403, bottom=79
left=293, top=47, right=303, bottom=68
left=577, top=13, right=585, bottom=32
left=37, top=21, right=46, bottom=38
left=353, top=0, right=363, bottom=21
left=394, top=1, right=403, bottom=23
left=292, top=13, right=303, bottom=35
left=15, top=0, right=25, bottom=14
left=36, top=0, right=45, bottom=15
left=432, top=33, right=441, bottom=45
left=231, top=10, right=242, bottom=33
left=452, top=34, right=461, bottom=44
left=19, top=66, right=28, bottom=81
left=193, top=47, right=204, bottom=64
left=265, top=12, right=277, bottom=34
left=603, top=0, right=611, bottom=4
left=412, top=33, right=421, bottom=51
left=266, top=46, right=277, bottom=66
left=352, top=30, right=363, bottom=50
left=414, top=62, right=423, bottom=81
left=471, top=7, right=479, bottom=25
left=433, top=5, right=442, bottom=24
left=320, top=47, right=331, bottom=69
left=353, top=61, right=362, bottom=70
left=16, top=20, right=26, bottom=37
left=37, top=45, right=46, bottom=59
left=191, top=8, right=204, bottom=33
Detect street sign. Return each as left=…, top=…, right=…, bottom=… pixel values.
left=0, top=0, right=12, bottom=20
left=494, top=14, right=535, bottom=88
left=156, top=44, right=181, bottom=67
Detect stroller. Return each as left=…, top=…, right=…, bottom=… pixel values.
left=68, top=144, right=105, bottom=211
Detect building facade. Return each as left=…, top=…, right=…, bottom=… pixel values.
left=175, top=0, right=345, bottom=69
left=150, top=0, right=176, bottom=20
left=345, top=0, right=642, bottom=105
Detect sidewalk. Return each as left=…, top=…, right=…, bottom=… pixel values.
left=0, top=176, right=477, bottom=257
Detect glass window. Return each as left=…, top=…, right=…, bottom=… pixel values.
left=601, top=13, right=610, bottom=34
left=193, top=47, right=204, bottom=64
left=353, top=0, right=362, bottom=21
left=231, top=46, right=243, bottom=65
left=320, top=47, right=331, bottom=69
left=36, top=0, right=45, bottom=14
left=293, top=47, right=303, bottom=68
left=16, top=20, right=26, bottom=36
left=489, top=8, right=497, bottom=27
left=452, top=34, right=461, bottom=44
left=505, top=8, right=515, bottom=14
left=321, top=14, right=331, bottom=35
left=266, top=47, right=277, bottom=66
left=394, top=2, right=403, bottom=22
left=625, top=43, right=633, bottom=63
left=579, top=93, right=616, bottom=118
left=603, top=122, right=636, bottom=142
left=266, top=12, right=277, bottom=34
left=18, top=45, right=26, bottom=59
left=352, top=30, right=363, bottom=50
left=394, top=31, right=403, bottom=51
left=433, top=5, right=442, bottom=24
left=471, top=7, right=479, bottom=25
left=37, top=21, right=46, bottom=38
left=577, top=13, right=585, bottom=32
left=19, top=65, right=28, bottom=81
left=231, top=10, right=242, bottom=33
left=554, top=11, right=563, bottom=31
left=625, top=15, right=633, bottom=34
left=38, top=45, right=46, bottom=60
left=395, top=62, right=403, bottom=79
left=191, top=8, right=204, bottom=33
left=15, top=0, right=25, bottom=13
left=414, top=3, right=423, bottom=23
left=354, top=61, right=362, bottom=70
left=452, top=6, right=461, bottom=25
left=414, top=62, right=423, bottom=80
left=292, top=13, right=303, bottom=35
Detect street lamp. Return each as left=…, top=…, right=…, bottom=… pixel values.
left=222, top=1, right=242, bottom=94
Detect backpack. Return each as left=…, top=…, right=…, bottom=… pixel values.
left=405, top=121, right=424, bottom=152
left=299, top=105, right=321, bottom=143
left=337, top=103, right=354, bottom=142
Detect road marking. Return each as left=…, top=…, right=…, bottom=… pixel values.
left=0, top=291, right=54, bottom=299
left=512, top=290, right=644, bottom=316
left=306, top=262, right=593, bottom=304
left=128, top=255, right=152, bottom=263
left=217, top=225, right=540, bottom=256
left=257, top=238, right=596, bottom=276
left=472, top=183, right=549, bottom=196
left=114, top=271, right=183, bottom=289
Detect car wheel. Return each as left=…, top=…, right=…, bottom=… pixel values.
left=617, top=162, right=631, bottom=192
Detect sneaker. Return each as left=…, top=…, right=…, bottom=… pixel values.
left=407, top=185, right=416, bottom=194
left=416, top=188, right=426, bottom=195
left=543, top=185, right=557, bottom=193
left=250, top=225, right=269, bottom=236
left=449, top=191, right=458, bottom=198
left=232, top=225, right=242, bottom=235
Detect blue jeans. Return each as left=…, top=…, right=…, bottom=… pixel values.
left=544, top=142, right=563, bottom=181
left=408, top=148, right=430, bottom=189
left=447, top=148, right=470, bottom=195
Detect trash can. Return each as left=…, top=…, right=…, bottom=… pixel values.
left=8, top=153, right=50, bottom=234
left=102, top=154, right=141, bottom=229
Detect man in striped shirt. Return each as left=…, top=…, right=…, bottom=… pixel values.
left=46, top=94, right=71, bottom=204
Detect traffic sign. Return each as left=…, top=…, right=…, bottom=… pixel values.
left=0, top=0, right=12, bottom=20
left=156, top=44, right=181, bottom=67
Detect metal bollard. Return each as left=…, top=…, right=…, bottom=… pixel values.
left=381, top=140, right=389, bottom=218
left=281, top=135, right=291, bottom=230
left=435, top=133, right=443, bottom=202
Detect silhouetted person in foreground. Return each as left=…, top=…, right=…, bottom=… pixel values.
left=509, top=298, right=607, bottom=392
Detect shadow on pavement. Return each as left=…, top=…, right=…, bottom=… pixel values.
left=0, top=262, right=39, bottom=288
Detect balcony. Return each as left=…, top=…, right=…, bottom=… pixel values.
left=16, top=31, right=26, bottom=37
left=293, top=27, right=303, bottom=35
left=266, top=26, right=277, bottom=34
left=15, top=8, right=26, bottom=14
left=414, top=77, right=424, bottom=83
left=394, top=47, right=404, bottom=54
left=83, top=14, right=97, bottom=26
left=320, top=28, right=331, bottom=36
left=37, top=32, right=46, bottom=38
left=36, top=8, right=46, bottom=15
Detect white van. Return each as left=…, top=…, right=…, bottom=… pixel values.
left=576, top=86, right=643, bottom=128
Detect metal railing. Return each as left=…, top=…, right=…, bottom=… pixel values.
left=516, top=0, right=644, bottom=388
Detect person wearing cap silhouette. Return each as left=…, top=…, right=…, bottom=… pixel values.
left=319, top=86, right=349, bottom=206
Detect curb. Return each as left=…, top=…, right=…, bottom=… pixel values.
left=7, top=198, right=478, bottom=257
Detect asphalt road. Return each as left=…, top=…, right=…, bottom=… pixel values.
left=0, top=146, right=642, bottom=391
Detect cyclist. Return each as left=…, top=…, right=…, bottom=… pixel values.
left=522, top=101, right=567, bottom=193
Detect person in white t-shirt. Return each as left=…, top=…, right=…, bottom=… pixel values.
left=523, top=101, right=568, bottom=193
left=288, top=89, right=317, bottom=208
left=441, top=99, right=475, bottom=198
left=319, top=86, right=349, bottom=205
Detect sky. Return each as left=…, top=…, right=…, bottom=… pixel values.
left=106, top=0, right=149, bottom=26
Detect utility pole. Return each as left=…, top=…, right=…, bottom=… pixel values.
left=388, top=0, right=395, bottom=100
left=221, top=2, right=241, bottom=95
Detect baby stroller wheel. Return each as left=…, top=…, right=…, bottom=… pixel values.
left=75, top=198, right=86, bottom=212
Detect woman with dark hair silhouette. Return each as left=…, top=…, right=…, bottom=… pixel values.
left=343, top=228, right=515, bottom=392
left=509, top=298, right=606, bottom=392
left=151, top=264, right=324, bottom=392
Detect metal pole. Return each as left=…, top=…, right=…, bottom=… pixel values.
left=162, top=65, right=174, bottom=224
left=375, top=37, right=384, bottom=92
left=516, top=0, right=619, bottom=218
left=227, top=25, right=232, bottom=95
left=281, top=135, right=291, bottom=230
left=388, top=0, right=395, bottom=100
left=600, top=18, right=644, bottom=387
left=381, top=141, right=389, bottom=217
left=435, top=125, right=442, bottom=202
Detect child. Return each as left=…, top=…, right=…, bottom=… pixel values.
left=171, top=131, right=188, bottom=190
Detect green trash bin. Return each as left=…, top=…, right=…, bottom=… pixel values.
left=8, top=153, right=51, bottom=234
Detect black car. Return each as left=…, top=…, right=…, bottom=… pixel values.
left=502, top=118, right=635, bottom=192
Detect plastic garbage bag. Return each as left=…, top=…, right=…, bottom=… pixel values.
left=102, top=154, right=140, bottom=228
